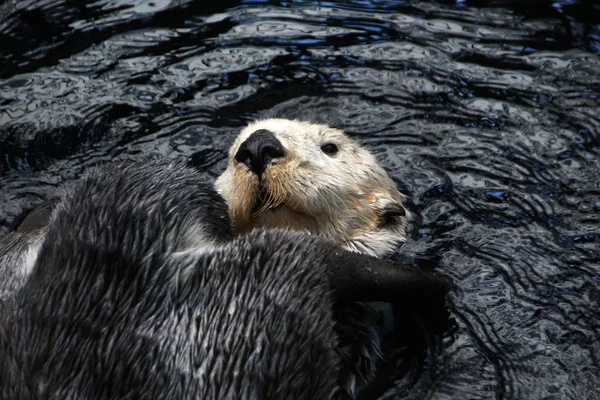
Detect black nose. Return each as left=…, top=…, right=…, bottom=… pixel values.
left=234, top=129, right=285, bottom=175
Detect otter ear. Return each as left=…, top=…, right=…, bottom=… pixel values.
left=320, top=246, right=450, bottom=305
left=379, top=202, right=406, bottom=227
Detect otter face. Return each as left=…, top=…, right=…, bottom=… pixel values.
left=216, top=119, right=410, bottom=257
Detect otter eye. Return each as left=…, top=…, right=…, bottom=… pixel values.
left=321, top=143, right=338, bottom=155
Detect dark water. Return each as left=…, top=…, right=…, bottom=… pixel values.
left=1, top=0, right=599, bottom=398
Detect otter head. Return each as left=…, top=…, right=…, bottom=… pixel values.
left=215, top=119, right=410, bottom=257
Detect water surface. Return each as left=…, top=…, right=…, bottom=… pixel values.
left=1, top=0, right=599, bottom=398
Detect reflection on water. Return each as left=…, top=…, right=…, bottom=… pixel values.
left=1, top=0, right=598, bottom=398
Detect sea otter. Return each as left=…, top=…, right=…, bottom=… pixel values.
left=0, top=161, right=448, bottom=399
left=215, top=119, right=415, bottom=396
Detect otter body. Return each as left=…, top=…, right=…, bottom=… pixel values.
left=0, top=161, right=448, bottom=399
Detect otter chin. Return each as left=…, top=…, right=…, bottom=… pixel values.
left=216, top=118, right=410, bottom=258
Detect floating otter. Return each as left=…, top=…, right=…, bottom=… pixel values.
left=216, top=119, right=410, bottom=258
left=215, top=119, right=417, bottom=396
left=0, top=161, right=448, bottom=399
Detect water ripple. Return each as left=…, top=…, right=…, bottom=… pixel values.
left=1, top=0, right=599, bottom=398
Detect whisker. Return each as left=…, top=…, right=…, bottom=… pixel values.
left=252, top=181, right=286, bottom=217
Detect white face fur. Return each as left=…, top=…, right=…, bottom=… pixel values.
left=215, top=119, right=410, bottom=258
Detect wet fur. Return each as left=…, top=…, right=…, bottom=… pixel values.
left=0, top=199, right=57, bottom=300
left=0, top=161, right=448, bottom=399
left=0, top=161, right=334, bottom=398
